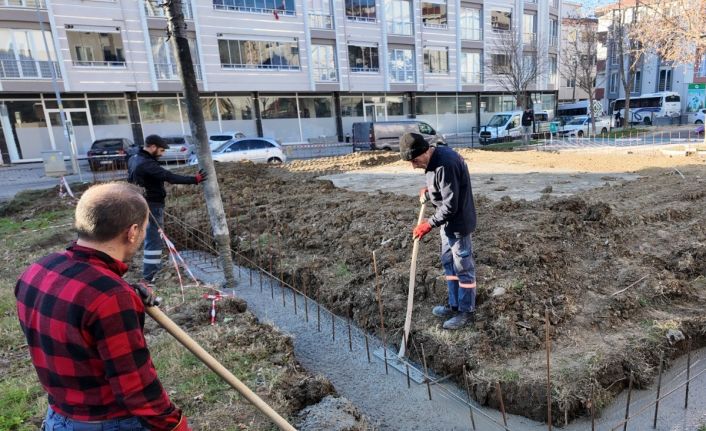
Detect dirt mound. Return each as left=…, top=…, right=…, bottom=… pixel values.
left=296, top=395, right=377, bottom=431
left=286, top=152, right=400, bottom=173
left=165, top=159, right=706, bottom=425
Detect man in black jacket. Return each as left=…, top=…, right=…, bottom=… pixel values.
left=522, top=108, right=534, bottom=144
left=128, top=134, right=206, bottom=281
left=400, top=132, right=478, bottom=330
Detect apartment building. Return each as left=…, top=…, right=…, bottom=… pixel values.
left=594, top=0, right=705, bottom=120
left=0, top=0, right=560, bottom=163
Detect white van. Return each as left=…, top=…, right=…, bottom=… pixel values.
left=478, top=111, right=523, bottom=144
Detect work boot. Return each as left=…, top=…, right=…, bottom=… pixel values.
left=432, top=305, right=458, bottom=318
left=443, top=312, right=475, bottom=330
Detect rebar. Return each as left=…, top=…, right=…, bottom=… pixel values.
left=281, top=282, right=286, bottom=307
left=685, top=340, right=692, bottom=409
left=373, top=251, right=388, bottom=375
left=293, top=283, right=298, bottom=315
left=317, top=297, right=321, bottom=332
left=364, top=334, right=371, bottom=363
left=463, top=364, right=477, bottom=431
left=623, top=371, right=633, bottom=431
left=331, top=311, right=335, bottom=341
left=420, top=343, right=431, bottom=400
left=406, top=363, right=411, bottom=389
left=545, top=308, right=553, bottom=431
left=347, top=317, right=352, bottom=352
left=496, top=381, right=508, bottom=427
left=652, top=350, right=664, bottom=428
left=303, top=279, right=309, bottom=323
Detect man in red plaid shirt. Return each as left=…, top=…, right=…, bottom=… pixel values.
left=15, top=182, right=191, bottom=431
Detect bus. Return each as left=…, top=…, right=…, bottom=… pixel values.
left=557, top=100, right=604, bottom=119
left=611, top=92, right=681, bottom=125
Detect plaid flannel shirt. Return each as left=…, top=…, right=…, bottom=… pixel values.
left=15, top=243, right=183, bottom=430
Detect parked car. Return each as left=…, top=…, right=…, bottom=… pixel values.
left=694, top=109, right=706, bottom=124
left=558, top=116, right=611, bottom=138
left=478, top=111, right=523, bottom=144
left=86, top=138, right=136, bottom=171
left=352, top=120, right=446, bottom=151
left=208, top=131, right=246, bottom=150
left=160, top=135, right=194, bottom=162
left=188, top=137, right=286, bottom=165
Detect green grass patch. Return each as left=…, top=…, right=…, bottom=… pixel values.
left=0, top=209, right=73, bottom=236
left=0, top=380, right=44, bottom=430
left=478, top=141, right=533, bottom=152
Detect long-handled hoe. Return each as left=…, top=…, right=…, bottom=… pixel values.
left=145, top=305, right=297, bottom=431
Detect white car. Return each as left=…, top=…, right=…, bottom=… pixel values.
left=208, top=131, right=246, bottom=150
left=160, top=135, right=194, bottom=162
left=694, top=109, right=706, bottom=124
left=558, top=116, right=611, bottom=138
left=189, top=137, right=286, bottom=165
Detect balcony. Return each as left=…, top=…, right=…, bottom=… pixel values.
left=154, top=62, right=201, bottom=80
left=523, top=32, right=537, bottom=46
left=386, top=21, right=413, bottom=36
left=221, top=63, right=300, bottom=71
left=1, top=0, right=45, bottom=7
left=461, top=27, right=482, bottom=41
left=389, top=70, right=415, bottom=83
left=351, top=66, right=379, bottom=73
left=313, top=66, right=337, bottom=82
left=73, top=60, right=126, bottom=68
left=461, top=71, right=483, bottom=85
left=549, top=36, right=559, bottom=48
left=0, top=59, right=60, bottom=79
left=145, top=0, right=192, bottom=19
left=308, top=12, right=333, bottom=29
left=213, top=0, right=295, bottom=17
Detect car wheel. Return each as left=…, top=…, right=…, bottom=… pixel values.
left=382, top=147, right=392, bottom=151
left=643, top=117, right=652, bottom=126
left=88, top=160, right=99, bottom=172
left=267, top=157, right=283, bottom=164
left=601, top=127, right=608, bottom=134
left=696, top=120, right=704, bottom=125
left=577, top=130, right=584, bottom=138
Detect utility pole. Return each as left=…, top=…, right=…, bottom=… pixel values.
left=165, top=0, right=236, bottom=289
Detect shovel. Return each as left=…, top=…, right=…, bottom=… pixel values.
left=398, top=201, right=426, bottom=358
left=145, top=305, right=297, bottom=431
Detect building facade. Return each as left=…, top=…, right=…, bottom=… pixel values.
left=0, top=0, right=560, bottom=163
left=594, top=0, right=705, bottom=120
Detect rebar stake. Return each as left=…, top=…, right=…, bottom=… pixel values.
left=292, top=283, right=297, bottom=315
left=496, top=381, right=508, bottom=427
left=364, top=334, right=371, bottom=363
left=347, top=317, right=352, bottom=351
left=623, top=371, right=633, bottom=431
left=421, top=343, right=432, bottom=400
left=406, top=363, right=411, bottom=389
left=317, top=299, right=321, bottom=332
left=463, top=364, right=477, bottom=431
left=373, top=251, right=388, bottom=375
left=331, top=312, right=335, bottom=341
left=545, top=307, right=553, bottom=431
left=303, top=279, right=309, bottom=323
left=281, top=283, right=286, bottom=308
left=685, top=340, right=692, bottom=409
left=653, top=350, right=664, bottom=428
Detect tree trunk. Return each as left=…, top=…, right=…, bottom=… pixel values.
left=166, top=0, right=236, bottom=289
left=588, top=94, right=596, bottom=134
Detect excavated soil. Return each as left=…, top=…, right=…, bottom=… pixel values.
left=166, top=149, right=706, bottom=424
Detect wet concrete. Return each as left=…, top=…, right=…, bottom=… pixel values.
left=180, top=251, right=706, bottom=431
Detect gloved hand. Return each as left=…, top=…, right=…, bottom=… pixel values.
left=419, top=187, right=430, bottom=204
left=173, top=415, right=192, bottom=431
left=412, top=221, right=432, bottom=240
left=195, top=169, right=207, bottom=184
left=132, top=280, right=162, bottom=307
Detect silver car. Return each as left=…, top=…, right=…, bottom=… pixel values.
left=189, top=137, right=286, bottom=165
left=160, top=135, right=194, bottom=163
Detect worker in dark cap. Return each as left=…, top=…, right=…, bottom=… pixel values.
left=400, top=132, right=478, bottom=330
left=128, top=134, right=206, bottom=282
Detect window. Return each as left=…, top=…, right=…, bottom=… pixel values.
left=611, top=43, right=618, bottom=65
left=345, top=0, right=376, bottom=22
left=89, top=99, right=129, bottom=125
left=308, top=0, right=333, bottom=29
left=549, top=55, right=557, bottom=85
left=491, top=54, right=509, bottom=73
left=386, top=0, right=413, bottom=35
left=139, top=98, right=181, bottom=123
left=422, top=1, right=447, bottom=28
left=298, top=96, right=332, bottom=117
left=151, top=35, right=200, bottom=80
left=218, top=39, right=300, bottom=70
left=388, top=48, right=415, bottom=83
left=260, top=96, right=298, bottom=119
left=213, top=0, right=296, bottom=16
left=609, top=72, right=618, bottom=93
left=699, top=53, right=706, bottom=77
left=631, top=70, right=641, bottom=93
left=424, top=48, right=448, bottom=74
left=523, top=14, right=536, bottom=45
left=658, top=69, right=672, bottom=92
left=0, top=29, right=61, bottom=79
left=460, top=8, right=481, bottom=41
left=460, top=51, right=481, bottom=84
left=348, top=45, right=379, bottom=72
left=311, top=44, right=337, bottom=81
left=66, top=32, right=125, bottom=67
left=549, top=18, right=558, bottom=48
left=491, top=10, right=511, bottom=32
left=218, top=96, right=253, bottom=120
left=419, top=122, right=435, bottom=134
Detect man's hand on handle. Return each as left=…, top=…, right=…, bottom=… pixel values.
left=133, top=281, right=162, bottom=307
left=412, top=221, right=432, bottom=240
left=419, top=187, right=430, bottom=204
left=195, top=169, right=207, bottom=184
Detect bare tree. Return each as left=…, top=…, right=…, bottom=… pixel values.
left=561, top=15, right=602, bottom=132
left=166, top=0, right=237, bottom=289
left=608, top=0, right=643, bottom=128
left=487, top=31, right=549, bottom=110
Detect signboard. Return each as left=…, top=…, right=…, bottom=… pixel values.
left=687, top=83, right=706, bottom=113
left=549, top=122, right=559, bottom=134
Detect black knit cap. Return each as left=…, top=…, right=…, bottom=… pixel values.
left=144, top=134, right=170, bottom=149
left=399, top=132, right=430, bottom=161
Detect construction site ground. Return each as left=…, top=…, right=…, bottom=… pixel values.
left=163, top=145, right=706, bottom=426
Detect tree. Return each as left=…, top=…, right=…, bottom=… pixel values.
left=487, top=30, right=549, bottom=110
left=561, top=15, right=602, bottom=133
left=165, top=0, right=237, bottom=289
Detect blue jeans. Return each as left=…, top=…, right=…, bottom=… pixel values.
left=143, top=202, right=165, bottom=281
left=43, top=407, right=148, bottom=431
left=440, top=231, right=477, bottom=313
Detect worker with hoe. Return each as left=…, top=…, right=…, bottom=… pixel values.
left=15, top=182, right=191, bottom=430
left=400, top=133, right=478, bottom=330
left=128, top=134, right=206, bottom=282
